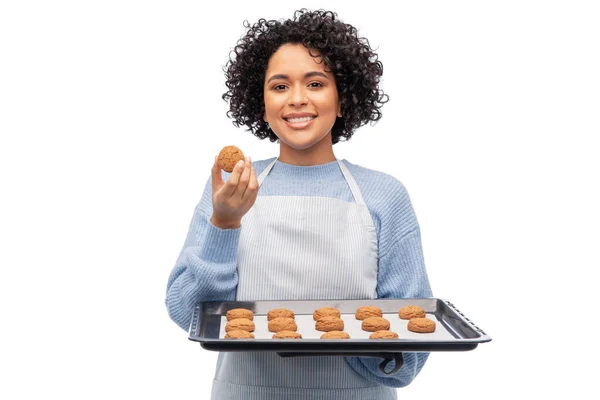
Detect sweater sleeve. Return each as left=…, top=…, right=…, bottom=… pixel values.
left=345, top=181, right=433, bottom=387
left=165, top=176, right=240, bottom=331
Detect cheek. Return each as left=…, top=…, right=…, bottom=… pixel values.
left=264, top=95, right=281, bottom=116
left=315, top=92, right=339, bottom=111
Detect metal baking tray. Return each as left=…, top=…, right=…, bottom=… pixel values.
left=189, top=298, right=490, bottom=373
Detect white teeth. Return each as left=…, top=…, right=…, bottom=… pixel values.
left=286, top=116, right=315, bottom=123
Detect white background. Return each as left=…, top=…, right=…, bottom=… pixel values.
left=1, top=0, right=598, bottom=398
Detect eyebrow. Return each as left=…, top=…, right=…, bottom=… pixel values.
left=266, top=71, right=329, bottom=84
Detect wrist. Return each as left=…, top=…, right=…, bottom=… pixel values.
left=210, top=215, right=241, bottom=230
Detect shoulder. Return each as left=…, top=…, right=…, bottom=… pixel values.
left=341, top=159, right=419, bottom=239
left=341, top=159, right=411, bottom=204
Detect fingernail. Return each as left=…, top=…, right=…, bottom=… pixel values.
left=237, top=160, right=244, bottom=168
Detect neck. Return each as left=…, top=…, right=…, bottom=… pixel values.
left=277, top=133, right=336, bottom=166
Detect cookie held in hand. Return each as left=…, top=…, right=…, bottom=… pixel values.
left=217, top=145, right=245, bottom=172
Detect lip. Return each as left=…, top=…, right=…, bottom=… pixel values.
left=283, top=116, right=317, bottom=130
left=283, top=112, right=317, bottom=119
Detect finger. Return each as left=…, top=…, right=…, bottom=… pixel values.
left=211, top=156, right=224, bottom=195
left=220, top=159, right=245, bottom=198
left=234, top=156, right=252, bottom=200
left=243, top=163, right=258, bottom=201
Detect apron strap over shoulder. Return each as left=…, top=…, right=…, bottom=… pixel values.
left=336, top=159, right=365, bottom=205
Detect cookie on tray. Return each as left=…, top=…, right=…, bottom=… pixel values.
left=407, top=317, right=436, bottom=333
left=268, top=317, right=298, bottom=332
left=225, top=318, right=255, bottom=332
left=226, top=308, right=254, bottom=321
left=267, top=308, right=295, bottom=321
left=398, top=305, right=426, bottom=320
left=355, top=306, right=383, bottom=320
left=225, top=330, right=254, bottom=339
left=369, top=330, right=399, bottom=339
left=320, top=331, right=350, bottom=339
left=272, top=331, right=302, bottom=339
left=315, top=316, right=344, bottom=332
left=313, top=307, right=340, bottom=321
left=361, top=317, right=391, bottom=332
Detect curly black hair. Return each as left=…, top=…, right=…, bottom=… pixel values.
left=222, top=9, right=389, bottom=144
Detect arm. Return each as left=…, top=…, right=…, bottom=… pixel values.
left=166, top=156, right=258, bottom=332
left=165, top=176, right=240, bottom=331
left=346, top=182, right=433, bottom=387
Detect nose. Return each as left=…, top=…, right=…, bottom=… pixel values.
left=288, top=84, right=308, bottom=106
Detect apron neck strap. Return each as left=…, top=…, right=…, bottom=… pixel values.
left=336, top=159, right=366, bottom=205
left=257, top=158, right=278, bottom=186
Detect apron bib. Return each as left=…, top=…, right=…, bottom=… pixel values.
left=211, top=159, right=396, bottom=399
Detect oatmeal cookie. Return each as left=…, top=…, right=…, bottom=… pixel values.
left=320, top=331, right=350, bottom=339
left=272, top=331, right=302, bottom=339
left=267, top=308, right=295, bottom=321
left=355, top=306, right=383, bottom=320
left=313, top=307, right=341, bottom=321
left=217, top=145, right=245, bottom=173
left=369, top=330, right=399, bottom=339
left=361, top=317, right=391, bottom=332
left=398, top=305, right=426, bottom=320
left=315, top=316, right=344, bottom=332
left=225, top=318, right=255, bottom=332
left=226, top=308, right=254, bottom=321
left=224, top=330, right=254, bottom=339
left=407, top=317, right=436, bottom=333
left=268, top=317, right=298, bottom=332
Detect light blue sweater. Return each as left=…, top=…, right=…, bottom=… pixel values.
left=166, top=157, right=433, bottom=388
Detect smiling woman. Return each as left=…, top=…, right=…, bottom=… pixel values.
left=166, top=8, right=434, bottom=400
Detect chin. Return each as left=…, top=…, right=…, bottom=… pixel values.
left=279, top=138, right=326, bottom=151
left=276, top=130, right=331, bottom=150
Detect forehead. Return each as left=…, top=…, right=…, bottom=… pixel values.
left=266, top=43, right=331, bottom=75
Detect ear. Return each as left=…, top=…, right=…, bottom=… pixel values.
left=337, top=101, right=342, bottom=118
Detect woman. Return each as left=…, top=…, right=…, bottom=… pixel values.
left=166, top=9, right=433, bottom=399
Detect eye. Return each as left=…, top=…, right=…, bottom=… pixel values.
left=273, top=84, right=287, bottom=91
left=308, top=82, right=323, bottom=88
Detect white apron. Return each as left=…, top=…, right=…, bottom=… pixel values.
left=211, top=159, right=397, bottom=400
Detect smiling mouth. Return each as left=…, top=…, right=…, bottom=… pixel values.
left=284, top=116, right=317, bottom=123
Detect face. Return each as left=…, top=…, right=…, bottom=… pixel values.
left=263, top=43, right=342, bottom=161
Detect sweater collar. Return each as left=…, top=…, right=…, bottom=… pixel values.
left=268, top=158, right=344, bottom=181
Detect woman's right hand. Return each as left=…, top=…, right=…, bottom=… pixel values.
left=210, top=155, right=258, bottom=229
